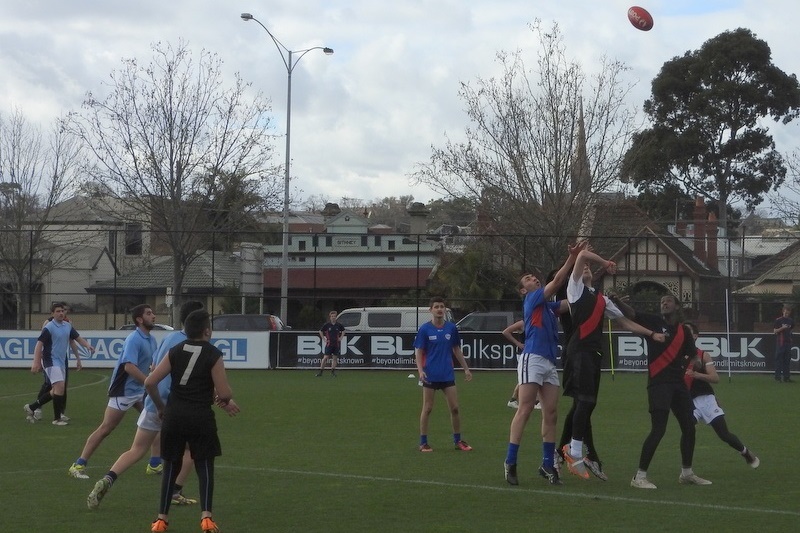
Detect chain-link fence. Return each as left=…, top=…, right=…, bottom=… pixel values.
left=1, top=227, right=797, bottom=332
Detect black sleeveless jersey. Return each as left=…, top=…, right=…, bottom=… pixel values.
left=166, top=340, right=222, bottom=415
left=566, top=286, right=606, bottom=355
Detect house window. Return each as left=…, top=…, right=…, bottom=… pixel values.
left=108, top=230, right=117, bottom=256
left=388, top=256, right=395, bottom=262
left=298, top=240, right=306, bottom=251
left=388, top=240, right=395, bottom=250
left=125, top=223, right=142, bottom=256
left=326, top=236, right=332, bottom=247
left=361, top=236, right=368, bottom=247
left=375, top=236, right=381, bottom=246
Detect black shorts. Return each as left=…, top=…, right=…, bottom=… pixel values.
left=161, top=410, right=221, bottom=462
left=323, top=345, right=341, bottom=356
left=647, top=381, right=693, bottom=414
left=562, top=350, right=602, bottom=403
left=423, top=380, right=456, bottom=390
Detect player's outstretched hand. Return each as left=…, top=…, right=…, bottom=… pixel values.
left=221, top=399, right=240, bottom=417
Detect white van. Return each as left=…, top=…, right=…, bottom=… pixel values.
left=336, top=306, right=454, bottom=332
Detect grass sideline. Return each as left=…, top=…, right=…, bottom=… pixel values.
left=1, top=368, right=798, bottom=532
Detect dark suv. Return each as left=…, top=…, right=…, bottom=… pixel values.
left=211, top=314, right=287, bottom=331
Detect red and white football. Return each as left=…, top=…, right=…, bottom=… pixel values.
left=627, top=6, right=654, bottom=31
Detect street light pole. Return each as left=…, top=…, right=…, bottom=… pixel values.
left=240, top=13, right=333, bottom=325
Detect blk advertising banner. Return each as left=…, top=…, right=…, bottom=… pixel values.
left=0, top=330, right=269, bottom=369
left=275, top=330, right=799, bottom=373
left=2, top=329, right=796, bottom=373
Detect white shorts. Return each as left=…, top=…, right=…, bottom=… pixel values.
left=136, top=409, right=162, bottom=432
left=43, top=366, right=66, bottom=385
left=692, top=394, right=725, bottom=424
left=517, top=353, right=560, bottom=387
left=108, top=394, right=143, bottom=412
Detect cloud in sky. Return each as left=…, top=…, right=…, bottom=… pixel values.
left=1, top=0, right=798, bottom=209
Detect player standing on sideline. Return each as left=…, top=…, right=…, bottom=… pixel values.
left=773, top=305, right=794, bottom=383
left=86, top=300, right=205, bottom=510
left=612, top=294, right=712, bottom=489
left=415, top=296, right=473, bottom=452
left=69, top=304, right=157, bottom=479
left=503, top=241, right=585, bottom=487
left=559, top=249, right=664, bottom=481
left=317, top=310, right=345, bottom=377
left=683, top=322, right=760, bottom=468
left=26, top=302, right=94, bottom=425
left=144, top=309, right=240, bottom=533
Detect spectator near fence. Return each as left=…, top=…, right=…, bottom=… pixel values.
left=773, top=305, right=794, bottom=383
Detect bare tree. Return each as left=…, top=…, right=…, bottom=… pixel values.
left=0, top=109, right=83, bottom=327
left=412, top=21, right=639, bottom=269
left=68, top=41, right=279, bottom=322
left=769, top=150, right=800, bottom=224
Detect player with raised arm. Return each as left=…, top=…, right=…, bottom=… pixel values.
left=560, top=248, right=664, bottom=481
left=503, top=241, right=585, bottom=487
left=613, top=294, right=712, bottom=489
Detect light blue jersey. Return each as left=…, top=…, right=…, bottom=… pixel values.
left=108, top=328, right=157, bottom=398
left=38, top=319, right=80, bottom=369
left=144, top=330, right=188, bottom=413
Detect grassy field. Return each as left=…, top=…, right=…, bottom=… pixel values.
left=1, top=368, right=798, bottom=532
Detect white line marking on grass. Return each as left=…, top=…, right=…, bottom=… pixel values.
left=0, top=372, right=108, bottom=401
left=221, top=465, right=800, bottom=518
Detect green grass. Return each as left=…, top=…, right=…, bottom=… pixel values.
left=1, top=368, right=797, bottom=532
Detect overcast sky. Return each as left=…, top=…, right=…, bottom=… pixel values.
left=2, top=0, right=800, bottom=210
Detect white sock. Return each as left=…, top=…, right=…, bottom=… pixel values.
left=635, top=469, right=647, bottom=480
left=570, top=439, right=583, bottom=458
left=681, top=467, right=693, bottom=476
left=740, top=446, right=748, bottom=456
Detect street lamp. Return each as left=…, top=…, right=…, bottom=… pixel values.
left=240, top=12, right=333, bottom=325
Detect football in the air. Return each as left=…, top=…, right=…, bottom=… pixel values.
left=627, top=6, right=654, bottom=31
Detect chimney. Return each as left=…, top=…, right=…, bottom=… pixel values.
left=321, top=202, right=341, bottom=221
left=407, top=202, right=430, bottom=240
left=693, top=196, right=706, bottom=263
left=676, top=220, right=687, bottom=236
left=706, top=211, right=718, bottom=269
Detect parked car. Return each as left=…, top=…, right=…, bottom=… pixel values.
left=336, top=306, right=454, bottom=332
left=455, top=311, right=520, bottom=332
left=211, top=314, right=287, bottom=331
left=118, top=323, right=174, bottom=331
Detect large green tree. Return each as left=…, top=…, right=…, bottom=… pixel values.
left=622, top=28, right=800, bottom=231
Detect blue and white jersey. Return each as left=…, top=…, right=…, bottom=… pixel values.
left=144, top=330, right=188, bottom=413
left=522, top=287, right=562, bottom=363
left=414, top=321, right=461, bottom=382
left=108, top=328, right=157, bottom=398
left=38, top=319, right=80, bottom=369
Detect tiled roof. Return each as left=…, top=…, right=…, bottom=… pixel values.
left=263, top=267, right=434, bottom=290
left=87, top=250, right=241, bottom=293
left=738, top=239, right=800, bottom=283
left=584, top=197, right=716, bottom=277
